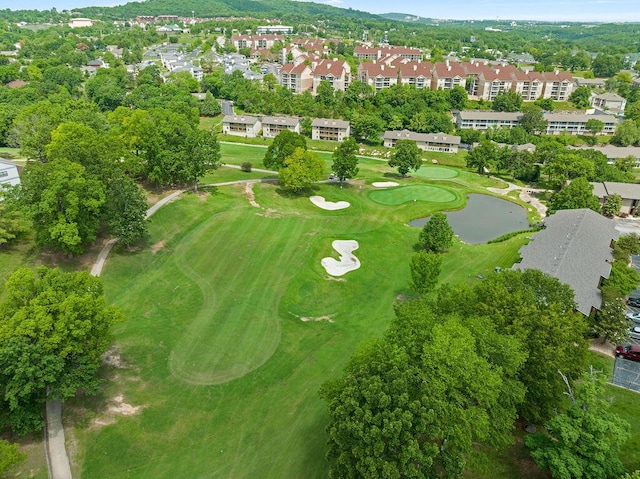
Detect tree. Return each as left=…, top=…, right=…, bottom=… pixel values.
left=601, top=193, right=622, bottom=217
left=492, top=90, right=523, bottom=112
left=199, top=91, right=222, bottom=117
left=0, top=439, right=25, bottom=476
left=278, top=148, right=324, bottom=192
left=593, top=288, right=629, bottom=344
left=409, top=251, right=441, bottom=294
left=466, top=140, right=498, bottom=175
left=19, top=159, right=105, bottom=255
left=592, top=53, right=624, bottom=78
left=263, top=130, right=307, bottom=170
left=448, top=85, right=467, bottom=110
left=570, top=86, right=592, bottom=109
left=519, top=105, right=548, bottom=135
left=0, top=267, right=122, bottom=434
left=437, top=269, right=588, bottom=423
left=543, top=153, right=595, bottom=189
left=331, top=137, right=359, bottom=187
left=0, top=186, right=28, bottom=247
left=547, top=177, right=602, bottom=215
left=418, top=212, right=454, bottom=253
left=104, top=173, right=148, bottom=247
left=611, top=119, right=640, bottom=147
left=603, top=261, right=640, bottom=297
left=180, top=129, right=221, bottom=191
left=46, top=121, right=113, bottom=174
left=525, top=371, right=629, bottom=479
left=585, top=118, right=604, bottom=144
left=321, top=311, right=526, bottom=479
left=350, top=112, right=385, bottom=143
left=10, top=100, right=63, bottom=161
left=389, top=139, right=422, bottom=177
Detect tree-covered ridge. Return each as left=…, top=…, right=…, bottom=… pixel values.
left=75, top=0, right=379, bottom=21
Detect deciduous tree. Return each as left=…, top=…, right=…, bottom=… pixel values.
left=547, top=177, right=601, bottom=214
left=409, top=251, right=441, bottom=294
left=331, top=137, right=359, bottom=186
left=0, top=267, right=122, bottom=434
left=418, top=212, right=454, bottom=253
left=278, top=148, right=324, bottom=192
left=263, top=130, right=307, bottom=170
left=389, top=139, right=422, bottom=177
left=601, top=193, right=622, bottom=217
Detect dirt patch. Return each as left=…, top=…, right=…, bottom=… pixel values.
left=326, top=276, right=346, bottom=282
left=258, top=208, right=284, bottom=218
left=589, top=339, right=615, bottom=358
left=102, top=346, right=126, bottom=368
left=242, top=182, right=260, bottom=208
left=90, top=394, right=143, bottom=429
left=290, top=312, right=336, bottom=323
left=151, top=240, right=166, bottom=254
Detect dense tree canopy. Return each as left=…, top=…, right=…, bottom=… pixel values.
left=389, top=140, right=422, bottom=177
left=547, top=177, right=601, bottom=215
left=331, top=137, right=359, bottom=186
left=278, top=148, right=324, bottom=192
left=0, top=267, right=122, bottom=434
left=263, top=130, right=307, bottom=170
left=418, top=212, right=454, bottom=253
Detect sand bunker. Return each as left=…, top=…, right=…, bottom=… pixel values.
left=321, top=240, right=361, bottom=276
left=372, top=181, right=399, bottom=188
left=310, top=196, right=350, bottom=210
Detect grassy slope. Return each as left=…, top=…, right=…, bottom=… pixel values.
left=69, top=146, right=535, bottom=478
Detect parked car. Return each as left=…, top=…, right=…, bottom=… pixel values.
left=626, top=312, right=640, bottom=323
left=631, top=326, right=640, bottom=340
left=616, top=344, right=640, bottom=362
left=628, top=297, right=640, bottom=308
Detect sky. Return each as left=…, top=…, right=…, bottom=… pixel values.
left=4, top=0, right=640, bottom=22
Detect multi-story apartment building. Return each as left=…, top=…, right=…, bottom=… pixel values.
left=221, top=115, right=262, bottom=138
left=311, top=119, right=350, bottom=141
left=354, top=46, right=422, bottom=62
left=311, top=59, right=351, bottom=94
left=383, top=130, right=461, bottom=153
left=261, top=116, right=301, bottom=138
left=279, top=62, right=313, bottom=93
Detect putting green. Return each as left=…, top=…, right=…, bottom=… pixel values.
left=413, top=165, right=459, bottom=179
left=368, top=185, right=457, bottom=205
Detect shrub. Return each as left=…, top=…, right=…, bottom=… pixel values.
left=241, top=162, right=252, bottom=172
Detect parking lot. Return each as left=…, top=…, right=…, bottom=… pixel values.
left=612, top=253, right=640, bottom=392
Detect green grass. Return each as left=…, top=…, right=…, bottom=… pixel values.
left=0, top=147, right=25, bottom=161
left=368, top=185, right=459, bottom=205
left=413, top=165, right=460, bottom=179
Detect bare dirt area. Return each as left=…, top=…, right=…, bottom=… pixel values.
left=151, top=240, right=166, bottom=254
left=589, top=338, right=615, bottom=358
left=241, top=182, right=261, bottom=208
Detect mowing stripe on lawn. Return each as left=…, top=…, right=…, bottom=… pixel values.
left=413, top=165, right=460, bottom=179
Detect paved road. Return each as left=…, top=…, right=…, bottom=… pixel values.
left=221, top=100, right=234, bottom=115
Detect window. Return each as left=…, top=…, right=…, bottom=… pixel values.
left=0, top=170, right=8, bottom=178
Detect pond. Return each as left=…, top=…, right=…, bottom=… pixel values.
left=408, top=194, right=530, bottom=244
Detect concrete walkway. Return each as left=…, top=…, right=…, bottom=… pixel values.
left=46, top=400, right=72, bottom=479
left=486, top=177, right=548, bottom=218
left=46, top=176, right=273, bottom=479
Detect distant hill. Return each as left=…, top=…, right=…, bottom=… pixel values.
left=76, top=0, right=380, bottom=21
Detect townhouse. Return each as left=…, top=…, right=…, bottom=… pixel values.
left=383, top=130, right=461, bottom=153
left=261, top=116, right=301, bottom=138
left=221, top=115, right=262, bottom=138
left=311, top=119, right=350, bottom=141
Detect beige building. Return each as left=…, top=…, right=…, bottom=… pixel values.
left=222, top=115, right=262, bottom=138
left=311, top=119, right=350, bottom=141
left=311, top=59, right=351, bottom=94
left=261, top=116, right=301, bottom=138
left=279, top=62, right=313, bottom=93
left=383, top=130, right=460, bottom=153
left=591, top=182, right=640, bottom=216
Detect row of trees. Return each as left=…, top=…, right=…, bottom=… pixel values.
left=320, top=267, right=633, bottom=478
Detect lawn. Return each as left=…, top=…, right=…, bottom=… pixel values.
left=67, top=154, right=537, bottom=478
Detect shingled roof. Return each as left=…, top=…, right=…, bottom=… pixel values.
left=513, top=208, right=618, bottom=315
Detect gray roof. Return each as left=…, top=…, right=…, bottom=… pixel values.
left=261, top=116, right=300, bottom=127
left=514, top=208, right=618, bottom=315
left=456, top=110, right=523, bottom=121
left=222, top=115, right=260, bottom=125
left=383, top=129, right=461, bottom=145
left=593, top=92, right=625, bottom=101
left=543, top=112, right=618, bottom=124
left=591, top=181, right=640, bottom=201
left=312, top=118, right=350, bottom=128
left=0, top=157, right=19, bottom=168
left=571, top=145, right=640, bottom=159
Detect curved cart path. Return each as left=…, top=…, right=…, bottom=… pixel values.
left=46, top=177, right=270, bottom=479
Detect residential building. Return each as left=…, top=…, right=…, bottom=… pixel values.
left=591, top=92, right=626, bottom=113
left=0, top=158, right=20, bottom=187
left=510, top=70, right=544, bottom=101
left=279, top=62, right=313, bottom=93
left=575, top=77, right=607, bottom=89
left=311, top=59, right=351, bottom=94
left=540, top=71, right=574, bottom=101
left=514, top=208, right=618, bottom=315
left=69, top=18, right=95, bottom=28
left=358, top=62, right=398, bottom=90
left=543, top=112, right=617, bottom=135
left=354, top=46, right=422, bottom=62
left=383, top=130, right=461, bottom=153
left=311, top=119, right=350, bottom=141
left=591, top=182, right=640, bottom=216
left=397, top=61, right=433, bottom=89
left=257, top=25, right=293, bottom=34
left=432, top=61, right=467, bottom=90
left=570, top=145, right=640, bottom=164
left=261, top=116, right=301, bottom=138
left=454, top=111, right=523, bottom=130
left=221, top=115, right=262, bottom=138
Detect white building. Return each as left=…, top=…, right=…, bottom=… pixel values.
left=68, top=18, right=95, bottom=28
left=0, top=158, right=21, bottom=187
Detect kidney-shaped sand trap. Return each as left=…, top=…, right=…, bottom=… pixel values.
left=321, top=240, right=361, bottom=276
left=310, top=196, right=351, bottom=210
left=372, top=181, right=399, bottom=188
